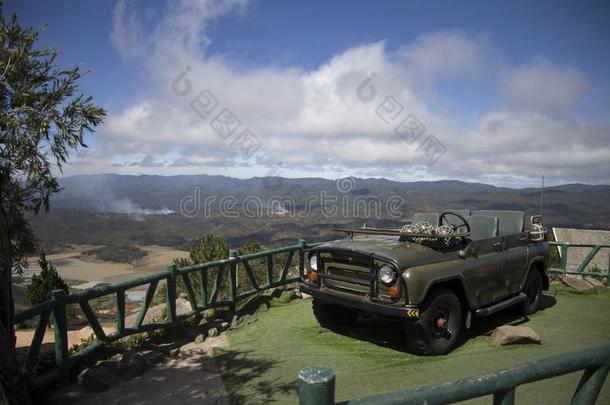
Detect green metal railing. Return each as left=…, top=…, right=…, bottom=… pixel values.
left=14, top=239, right=320, bottom=388
left=298, top=344, right=610, bottom=405
left=548, top=241, right=610, bottom=283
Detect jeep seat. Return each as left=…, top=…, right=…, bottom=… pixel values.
left=467, top=215, right=499, bottom=240
left=472, top=210, right=525, bottom=235
left=411, top=212, right=440, bottom=227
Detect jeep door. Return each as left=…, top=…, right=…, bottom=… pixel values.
left=503, top=232, right=529, bottom=294
left=468, top=237, right=510, bottom=306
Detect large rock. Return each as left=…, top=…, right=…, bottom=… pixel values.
left=122, top=353, right=147, bottom=380
left=585, top=276, right=606, bottom=288
left=77, top=366, right=116, bottom=392
left=560, top=275, right=596, bottom=292
left=491, top=325, right=541, bottom=346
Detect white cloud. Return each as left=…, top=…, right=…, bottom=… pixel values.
left=86, top=0, right=610, bottom=186
left=502, top=59, right=586, bottom=114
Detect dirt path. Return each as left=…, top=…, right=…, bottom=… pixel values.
left=49, top=335, right=230, bottom=404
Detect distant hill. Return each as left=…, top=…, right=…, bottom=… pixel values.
left=27, top=174, right=610, bottom=250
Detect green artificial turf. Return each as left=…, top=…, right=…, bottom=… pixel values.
left=215, top=285, right=610, bottom=404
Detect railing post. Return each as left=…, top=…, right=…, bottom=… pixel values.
left=166, top=264, right=177, bottom=323
left=493, top=388, right=516, bottom=405
left=571, top=365, right=610, bottom=405
left=116, top=290, right=125, bottom=335
left=52, top=289, right=70, bottom=378
left=298, top=367, right=335, bottom=405
left=229, top=249, right=237, bottom=313
left=298, top=239, right=306, bottom=278
left=559, top=243, right=568, bottom=272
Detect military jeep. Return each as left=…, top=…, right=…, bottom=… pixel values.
left=299, top=210, right=549, bottom=355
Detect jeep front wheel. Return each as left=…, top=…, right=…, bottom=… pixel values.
left=312, top=299, right=359, bottom=329
left=405, top=288, right=463, bottom=355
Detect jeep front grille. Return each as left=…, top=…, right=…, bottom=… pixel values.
left=321, top=252, right=372, bottom=297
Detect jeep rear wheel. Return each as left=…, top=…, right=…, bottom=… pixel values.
left=312, top=299, right=359, bottom=329
left=520, top=269, right=542, bottom=315
left=405, top=288, right=463, bottom=355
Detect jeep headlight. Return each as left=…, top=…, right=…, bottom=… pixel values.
left=309, top=255, right=318, bottom=271
left=379, top=265, right=396, bottom=285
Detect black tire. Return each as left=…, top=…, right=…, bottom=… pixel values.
left=312, top=299, right=358, bottom=329
left=405, top=288, right=463, bottom=356
left=520, top=269, right=543, bottom=315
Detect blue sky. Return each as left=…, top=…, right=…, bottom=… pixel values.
left=6, top=0, right=610, bottom=186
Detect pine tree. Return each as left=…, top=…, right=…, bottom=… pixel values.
left=26, top=251, right=68, bottom=306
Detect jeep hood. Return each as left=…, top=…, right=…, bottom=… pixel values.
left=318, top=236, right=446, bottom=269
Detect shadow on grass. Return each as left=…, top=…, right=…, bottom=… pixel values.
left=214, top=349, right=296, bottom=404
left=468, top=293, right=557, bottom=338
left=311, top=293, right=558, bottom=354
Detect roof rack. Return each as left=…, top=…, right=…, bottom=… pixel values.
left=334, top=226, right=451, bottom=239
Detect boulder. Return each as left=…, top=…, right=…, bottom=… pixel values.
left=585, top=277, right=606, bottom=288
left=195, top=333, right=206, bottom=344
left=122, top=353, right=147, bottom=380
left=220, top=322, right=230, bottom=331
left=491, top=325, right=541, bottom=346
left=231, top=314, right=239, bottom=328
left=560, top=275, right=595, bottom=292
left=208, top=327, right=219, bottom=338
left=300, top=292, right=312, bottom=300
left=77, top=366, right=116, bottom=392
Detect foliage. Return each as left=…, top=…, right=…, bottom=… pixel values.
left=26, top=251, right=68, bottom=305
left=0, top=4, right=105, bottom=403
left=189, top=234, right=229, bottom=264
left=238, top=240, right=262, bottom=256
left=83, top=244, right=147, bottom=263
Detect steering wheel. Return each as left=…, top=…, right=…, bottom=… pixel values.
left=440, top=211, right=471, bottom=236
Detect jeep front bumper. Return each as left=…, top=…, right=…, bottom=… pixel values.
left=299, top=283, right=420, bottom=319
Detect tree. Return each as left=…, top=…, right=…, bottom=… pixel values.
left=237, top=240, right=261, bottom=256
left=0, top=3, right=106, bottom=403
left=189, top=234, right=229, bottom=264
left=26, top=251, right=68, bottom=306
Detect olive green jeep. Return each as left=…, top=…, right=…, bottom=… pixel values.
left=300, top=210, right=549, bottom=355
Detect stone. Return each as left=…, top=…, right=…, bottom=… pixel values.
left=77, top=366, right=116, bottom=392
left=198, top=318, right=208, bottom=327
left=169, top=348, right=181, bottom=358
left=141, top=350, right=164, bottom=365
left=294, top=289, right=302, bottom=299
left=584, top=277, right=606, bottom=288
left=560, top=275, right=595, bottom=292
left=122, top=353, right=147, bottom=380
left=220, top=322, right=229, bottom=331
left=179, top=292, right=188, bottom=299
left=300, top=292, right=312, bottom=300
left=491, top=325, right=541, bottom=346
left=195, top=333, right=206, bottom=344
left=231, top=314, right=239, bottom=328
left=208, top=327, right=219, bottom=338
